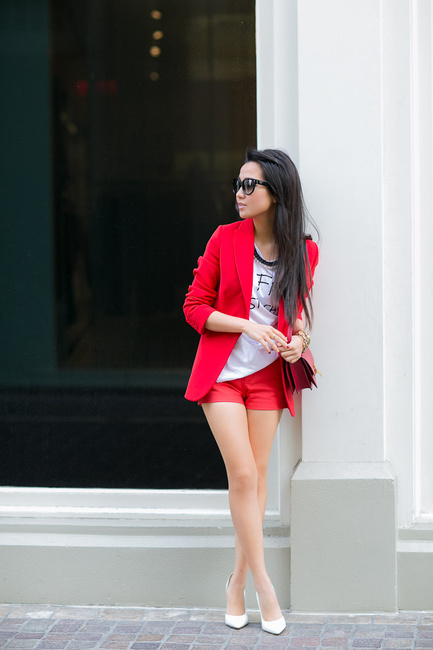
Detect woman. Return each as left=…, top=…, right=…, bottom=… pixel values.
left=183, top=149, right=318, bottom=635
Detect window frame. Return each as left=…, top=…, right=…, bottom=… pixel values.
left=1, top=1, right=299, bottom=528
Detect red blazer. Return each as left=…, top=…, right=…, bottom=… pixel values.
left=183, top=218, right=319, bottom=416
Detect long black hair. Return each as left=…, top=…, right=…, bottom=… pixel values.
left=245, top=148, right=318, bottom=329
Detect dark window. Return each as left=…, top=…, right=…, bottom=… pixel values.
left=0, top=0, right=256, bottom=489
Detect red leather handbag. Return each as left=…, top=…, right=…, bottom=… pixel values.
left=283, top=347, right=318, bottom=394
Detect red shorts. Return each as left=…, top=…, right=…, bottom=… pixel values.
left=198, top=359, right=286, bottom=410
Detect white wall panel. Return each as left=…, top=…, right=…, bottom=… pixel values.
left=297, top=0, right=385, bottom=462
left=412, top=0, right=433, bottom=521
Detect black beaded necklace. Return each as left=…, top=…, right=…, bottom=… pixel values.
left=254, top=245, right=278, bottom=268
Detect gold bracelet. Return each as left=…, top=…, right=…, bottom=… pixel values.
left=295, top=330, right=310, bottom=353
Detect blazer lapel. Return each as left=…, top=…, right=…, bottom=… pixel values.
left=278, top=300, right=290, bottom=337
left=234, top=219, right=255, bottom=312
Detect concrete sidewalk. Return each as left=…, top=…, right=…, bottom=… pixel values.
left=0, top=605, right=432, bottom=649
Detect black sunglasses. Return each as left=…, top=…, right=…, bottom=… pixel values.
left=232, top=177, right=271, bottom=195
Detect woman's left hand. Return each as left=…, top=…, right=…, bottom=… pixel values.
left=278, top=334, right=303, bottom=364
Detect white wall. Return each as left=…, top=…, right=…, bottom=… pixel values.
left=297, top=0, right=385, bottom=463
left=257, top=0, right=433, bottom=611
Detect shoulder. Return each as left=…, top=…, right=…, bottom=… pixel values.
left=220, top=219, right=250, bottom=234
left=206, top=219, right=252, bottom=247
left=206, top=219, right=244, bottom=240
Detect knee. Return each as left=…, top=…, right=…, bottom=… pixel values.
left=228, top=464, right=258, bottom=495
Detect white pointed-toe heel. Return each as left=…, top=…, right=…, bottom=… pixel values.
left=225, top=573, right=248, bottom=629
left=256, top=590, right=286, bottom=635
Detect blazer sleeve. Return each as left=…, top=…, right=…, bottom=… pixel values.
left=183, top=225, right=222, bottom=335
left=297, top=239, right=319, bottom=320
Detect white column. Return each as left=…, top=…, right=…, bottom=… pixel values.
left=291, top=0, right=397, bottom=612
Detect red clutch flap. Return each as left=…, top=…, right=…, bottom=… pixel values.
left=283, top=347, right=318, bottom=394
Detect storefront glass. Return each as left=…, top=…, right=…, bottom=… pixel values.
left=0, top=0, right=256, bottom=489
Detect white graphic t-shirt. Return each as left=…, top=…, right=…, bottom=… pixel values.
left=216, top=249, right=280, bottom=383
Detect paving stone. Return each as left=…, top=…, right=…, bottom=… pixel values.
left=199, top=623, right=227, bottom=634
left=260, top=633, right=289, bottom=641
left=326, top=626, right=354, bottom=632
left=100, top=608, right=144, bottom=621
left=292, top=625, right=323, bottom=633
left=323, top=628, right=353, bottom=638
left=189, top=611, right=223, bottom=623
left=3, top=641, right=40, bottom=649
left=286, top=615, right=327, bottom=624
left=0, top=606, right=15, bottom=618
left=22, top=621, right=54, bottom=632
left=141, top=621, right=173, bottom=634
left=141, top=609, right=190, bottom=622
left=196, top=635, right=231, bottom=644
left=375, top=615, right=419, bottom=625
left=322, top=636, right=349, bottom=648
left=35, top=641, right=70, bottom=649
left=355, top=628, right=387, bottom=638
left=103, top=632, right=137, bottom=640
left=155, top=645, right=190, bottom=650
left=73, top=632, right=106, bottom=641
left=112, top=625, right=142, bottom=634
left=329, top=616, right=373, bottom=625
left=53, top=608, right=99, bottom=620
left=352, top=640, right=382, bottom=648
left=291, top=638, right=321, bottom=647
left=10, top=608, right=55, bottom=620
left=172, top=624, right=204, bottom=633
left=0, top=604, right=431, bottom=650
left=386, top=627, right=416, bottom=639
left=51, top=620, right=84, bottom=632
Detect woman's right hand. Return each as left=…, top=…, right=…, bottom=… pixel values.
left=204, top=312, right=287, bottom=354
left=242, top=322, right=288, bottom=354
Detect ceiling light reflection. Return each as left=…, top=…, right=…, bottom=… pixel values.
left=150, top=46, right=161, bottom=57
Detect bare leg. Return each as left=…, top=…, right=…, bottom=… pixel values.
left=202, top=402, right=283, bottom=621
left=229, top=408, right=282, bottom=614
